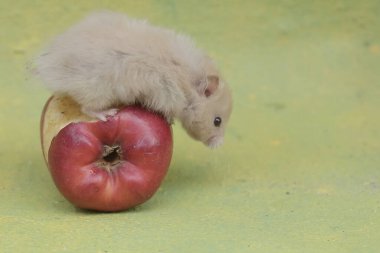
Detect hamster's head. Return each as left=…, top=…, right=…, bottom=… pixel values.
left=181, top=75, right=232, bottom=148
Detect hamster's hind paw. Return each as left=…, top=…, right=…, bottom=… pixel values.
left=82, top=108, right=119, bottom=121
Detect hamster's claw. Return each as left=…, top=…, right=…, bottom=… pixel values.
left=82, top=108, right=119, bottom=121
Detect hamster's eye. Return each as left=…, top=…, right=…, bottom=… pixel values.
left=214, top=117, right=222, bottom=127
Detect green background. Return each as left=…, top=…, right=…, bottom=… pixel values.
left=1, top=1, right=379, bottom=252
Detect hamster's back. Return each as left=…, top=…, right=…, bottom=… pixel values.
left=35, top=11, right=202, bottom=93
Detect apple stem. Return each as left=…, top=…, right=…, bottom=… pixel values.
left=102, top=145, right=122, bottom=165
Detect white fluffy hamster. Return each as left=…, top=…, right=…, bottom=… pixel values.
left=35, top=11, right=232, bottom=148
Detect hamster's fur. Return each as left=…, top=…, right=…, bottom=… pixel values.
left=35, top=11, right=232, bottom=148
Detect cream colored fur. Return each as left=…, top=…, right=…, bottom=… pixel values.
left=35, top=11, right=232, bottom=148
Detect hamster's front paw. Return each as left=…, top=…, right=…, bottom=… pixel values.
left=164, top=115, right=174, bottom=125
left=82, top=108, right=119, bottom=121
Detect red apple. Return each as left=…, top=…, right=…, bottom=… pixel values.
left=41, top=96, right=173, bottom=212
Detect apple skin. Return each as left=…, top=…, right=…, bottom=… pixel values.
left=41, top=96, right=173, bottom=212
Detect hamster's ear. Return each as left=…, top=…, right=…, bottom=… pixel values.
left=195, top=75, right=220, bottom=97
left=204, top=75, right=219, bottom=97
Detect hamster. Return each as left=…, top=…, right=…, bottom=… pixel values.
left=34, top=11, right=232, bottom=148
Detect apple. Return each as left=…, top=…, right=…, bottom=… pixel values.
left=40, top=96, right=173, bottom=212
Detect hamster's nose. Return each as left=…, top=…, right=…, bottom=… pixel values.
left=206, top=136, right=224, bottom=149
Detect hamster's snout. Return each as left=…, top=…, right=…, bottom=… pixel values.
left=206, top=136, right=224, bottom=149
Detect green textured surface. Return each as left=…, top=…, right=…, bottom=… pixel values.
left=1, top=1, right=380, bottom=252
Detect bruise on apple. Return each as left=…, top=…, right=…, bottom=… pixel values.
left=41, top=96, right=94, bottom=163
